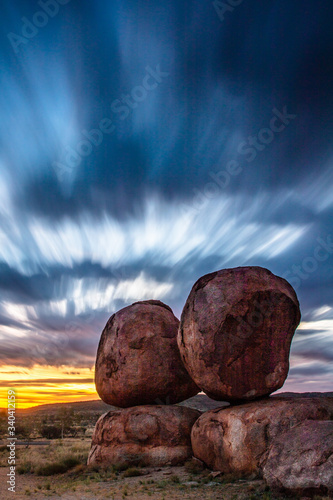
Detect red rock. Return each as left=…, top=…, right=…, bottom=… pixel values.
left=87, top=405, right=201, bottom=467
left=263, top=420, right=333, bottom=496
left=191, top=395, right=333, bottom=475
left=178, top=267, right=301, bottom=402
left=95, top=300, right=199, bottom=407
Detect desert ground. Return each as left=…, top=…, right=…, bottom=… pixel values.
left=0, top=437, right=282, bottom=500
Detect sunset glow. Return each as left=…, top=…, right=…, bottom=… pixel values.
left=0, top=365, right=97, bottom=409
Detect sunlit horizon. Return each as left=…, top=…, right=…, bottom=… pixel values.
left=2, top=314, right=332, bottom=409
left=0, top=365, right=97, bottom=409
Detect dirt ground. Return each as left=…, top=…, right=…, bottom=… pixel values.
left=0, top=464, right=275, bottom=500
left=0, top=437, right=325, bottom=500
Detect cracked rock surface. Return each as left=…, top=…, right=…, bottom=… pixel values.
left=178, top=266, right=301, bottom=402
left=263, top=419, right=333, bottom=496
left=88, top=405, right=201, bottom=467
left=191, top=394, right=333, bottom=476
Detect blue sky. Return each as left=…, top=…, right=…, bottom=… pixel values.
left=0, top=0, right=333, bottom=403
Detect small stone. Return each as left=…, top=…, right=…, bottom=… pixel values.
left=210, top=471, right=222, bottom=478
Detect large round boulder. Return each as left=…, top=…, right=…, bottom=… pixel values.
left=95, top=300, right=199, bottom=407
left=263, top=420, right=333, bottom=496
left=191, top=394, right=333, bottom=475
left=178, top=266, right=301, bottom=402
left=87, top=405, right=201, bottom=467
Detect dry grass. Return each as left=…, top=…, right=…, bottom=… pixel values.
left=16, top=438, right=90, bottom=476
left=0, top=437, right=300, bottom=499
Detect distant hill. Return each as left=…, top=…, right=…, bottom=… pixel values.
left=17, top=399, right=115, bottom=416
left=7, top=391, right=332, bottom=417
left=274, top=391, right=333, bottom=398
left=12, top=394, right=226, bottom=417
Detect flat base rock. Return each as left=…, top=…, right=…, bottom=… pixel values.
left=264, top=420, right=333, bottom=496
left=191, top=393, right=333, bottom=475
left=88, top=405, right=201, bottom=468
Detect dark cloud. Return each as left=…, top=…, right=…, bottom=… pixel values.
left=0, top=313, right=26, bottom=329
left=289, top=364, right=332, bottom=377
left=0, top=1, right=331, bottom=220
left=291, top=332, right=333, bottom=363
left=0, top=261, right=130, bottom=305
left=0, top=330, right=97, bottom=368
left=0, top=263, right=53, bottom=304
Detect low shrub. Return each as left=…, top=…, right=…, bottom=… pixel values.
left=123, top=467, right=142, bottom=478
left=62, top=457, right=81, bottom=469
left=36, top=456, right=81, bottom=476
left=17, top=462, right=33, bottom=474
left=112, top=463, right=131, bottom=473
left=40, top=425, right=61, bottom=440
left=36, top=463, right=68, bottom=476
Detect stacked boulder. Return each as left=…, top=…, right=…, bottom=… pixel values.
left=178, top=266, right=300, bottom=402
left=88, top=300, right=200, bottom=467
left=178, top=266, right=332, bottom=497
left=88, top=405, right=200, bottom=468
left=88, top=267, right=333, bottom=496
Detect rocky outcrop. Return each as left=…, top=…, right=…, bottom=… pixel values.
left=178, top=266, right=301, bottom=402
left=88, top=405, right=201, bottom=467
left=95, top=300, right=199, bottom=407
left=263, top=420, right=333, bottom=496
left=191, top=395, right=333, bottom=475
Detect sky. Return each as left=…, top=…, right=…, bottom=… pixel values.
left=0, top=0, right=333, bottom=408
